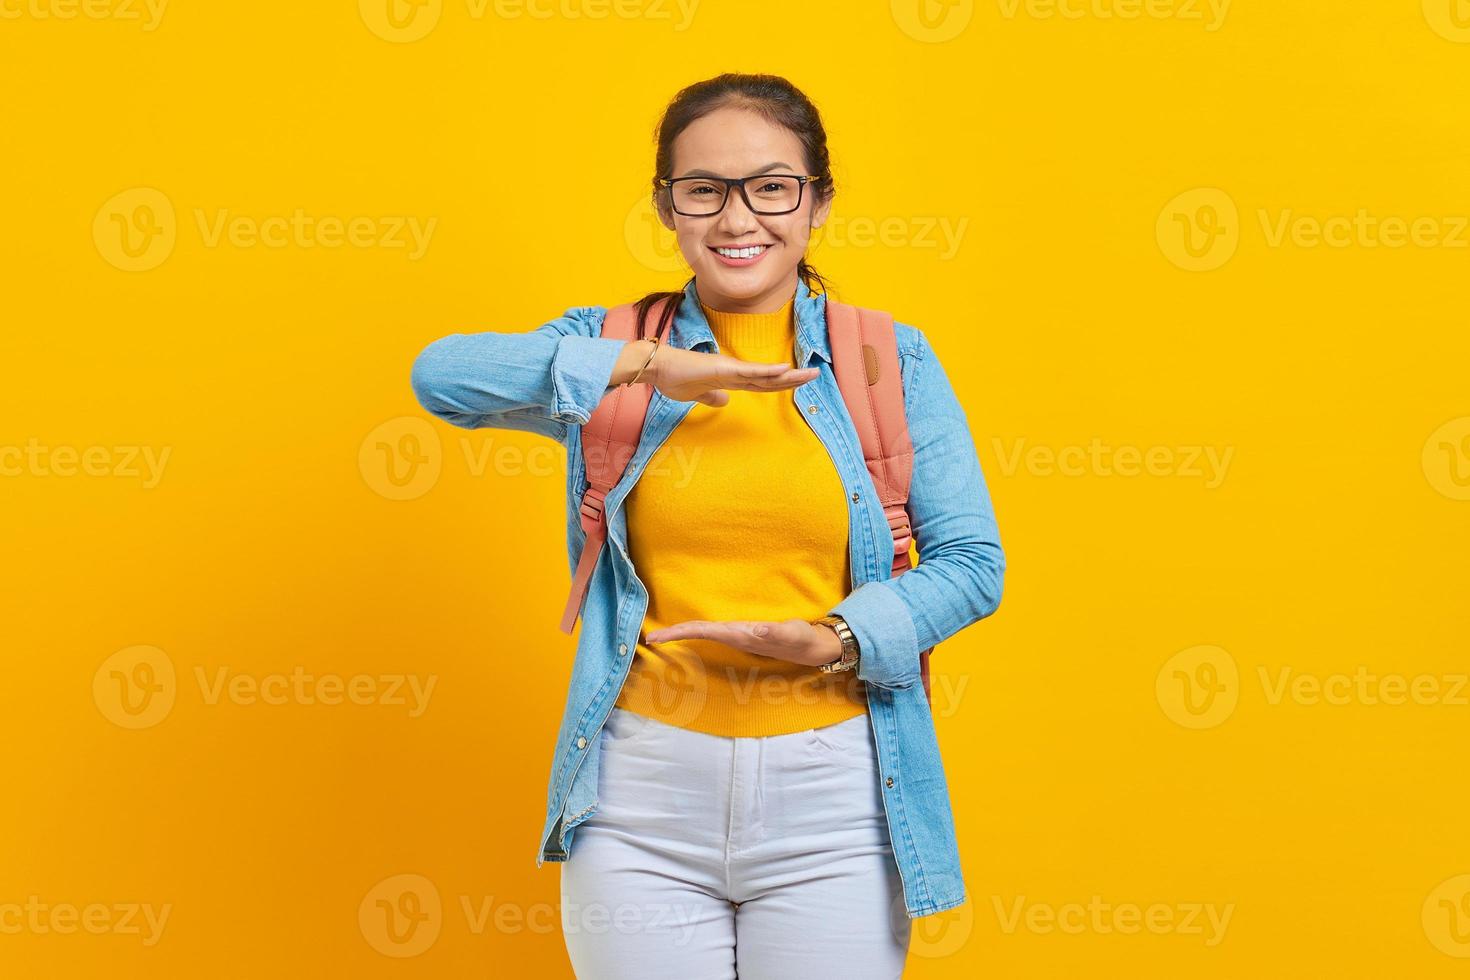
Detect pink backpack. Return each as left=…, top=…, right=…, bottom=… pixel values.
left=558, top=294, right=934, bottom=706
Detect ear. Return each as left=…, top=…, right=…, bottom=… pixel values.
left=655, top=196, right=677, bottom=232
left=810, top=192, right=833, bottom=230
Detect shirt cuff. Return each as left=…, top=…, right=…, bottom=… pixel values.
left=829, top=580, right=921, bottom=690
left=550, top=334, right=629, bottom=424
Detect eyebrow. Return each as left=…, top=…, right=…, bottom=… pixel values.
left=676, top=161, right=799, bottom=178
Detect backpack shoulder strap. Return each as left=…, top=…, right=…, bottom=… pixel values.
left=823, top=297, right=915, bottom=576
left=558, top=296, right=672, bottom=634
left=824, top=296, right=935, bottom=706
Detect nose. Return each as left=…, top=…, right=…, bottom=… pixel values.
left=714, top=186, right=762, bottom=236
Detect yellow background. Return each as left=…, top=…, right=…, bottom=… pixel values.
left=3, top=0, right=1469, bottom=976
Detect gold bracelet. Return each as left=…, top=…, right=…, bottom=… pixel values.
left=625, top=337, right=659, bottom=387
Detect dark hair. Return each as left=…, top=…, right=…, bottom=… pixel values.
left=629, top=73, right=836, bottom=342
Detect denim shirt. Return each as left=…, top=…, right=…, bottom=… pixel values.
left=410, top=277, right=1004, bottom=918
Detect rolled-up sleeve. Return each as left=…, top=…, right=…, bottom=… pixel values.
left=549, top=334, right=629, bottom=425
left=410, top=306, right=625, bottom=440
left=828, top=327, right=1005, bottom=690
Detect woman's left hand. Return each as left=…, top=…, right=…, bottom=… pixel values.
left=644, top=618, right=841, bottom=668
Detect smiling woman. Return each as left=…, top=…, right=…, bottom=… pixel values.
left=409, top=71, right=1005, bottom=979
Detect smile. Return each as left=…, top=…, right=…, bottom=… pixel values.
left=709, top=243, right=772, bottom=266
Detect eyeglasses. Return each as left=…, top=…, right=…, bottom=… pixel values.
left=658, top=173, right=824, bottom=217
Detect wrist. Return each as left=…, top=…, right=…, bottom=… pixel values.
left=811, top=621, right=842, bottom=661
left=612, top=338, right=659, bottom=386
left=811, top=615, right=860, bottom=673
left=639, top=339, right=662, bottom=385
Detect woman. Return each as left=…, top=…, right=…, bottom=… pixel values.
left=411, top=73, right=1004, bottom=979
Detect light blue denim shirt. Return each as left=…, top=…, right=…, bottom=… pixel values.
left=410, top=277, right=1004, bottom=918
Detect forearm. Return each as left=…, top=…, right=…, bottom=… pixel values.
left=410, top=306, right=630, bottom=437
left=830, top=542, right=1003, bottom=691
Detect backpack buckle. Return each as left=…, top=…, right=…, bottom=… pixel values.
left=884, top=503, right=912, bottom=557
left=578, top=486, right=608, bottom=534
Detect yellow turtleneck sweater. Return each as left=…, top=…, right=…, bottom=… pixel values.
left=613, top=291, right=868, bottom=737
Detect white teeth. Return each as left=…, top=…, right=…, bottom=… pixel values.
left=715, top=245, right=767, bottom=258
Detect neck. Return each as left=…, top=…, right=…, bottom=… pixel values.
left=694, top=272, right=800, bottom=315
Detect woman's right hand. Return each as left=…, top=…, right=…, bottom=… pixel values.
left=616, top=339, right=818, bottom=408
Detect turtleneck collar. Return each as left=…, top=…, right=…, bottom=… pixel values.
left=697, top=293, right=796, bottom=359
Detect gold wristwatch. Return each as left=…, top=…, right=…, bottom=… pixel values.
left=811, top=614, right=860, bottom=673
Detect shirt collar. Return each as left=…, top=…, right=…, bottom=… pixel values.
left=670, top=277, right=831, bottom=366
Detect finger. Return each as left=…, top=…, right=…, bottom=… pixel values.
left=646, top=620, right=753, bottom=646
left=732, top=361, right=792, bottom=376
left=726, top=361, right=802, bottom=382
left=644, top=621, right=715, bottom=643
left=733, top=367, right=821, bottom=392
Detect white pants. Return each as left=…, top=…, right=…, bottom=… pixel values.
left=560, top=706, right=911, bottom=979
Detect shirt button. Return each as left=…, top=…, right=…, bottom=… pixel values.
left=851, top=491, right=861, bottom=502
left=807, top=404, right=820, bottom=413
left=618, top=643, right=628, bottom=656
left=885, top=776, right=894, bottom=788
left=576, top=737, right=587, bottom=749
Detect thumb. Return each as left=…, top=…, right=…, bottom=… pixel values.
left=694, top=389, right=730, bottom=408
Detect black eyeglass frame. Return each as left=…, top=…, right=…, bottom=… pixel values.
left=657, top=173, right=825, bottom=217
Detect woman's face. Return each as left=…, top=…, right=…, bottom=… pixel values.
left=659, top=106, right=831, bottom=314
